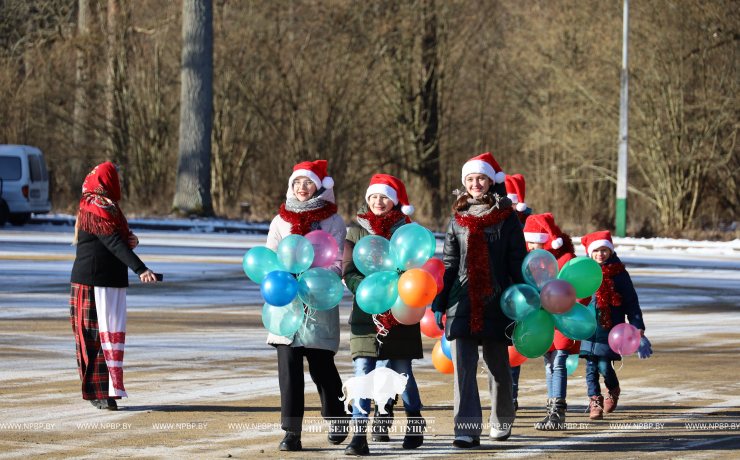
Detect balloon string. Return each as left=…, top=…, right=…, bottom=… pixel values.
left=303, top=305, right=315, bottom=332
left=372, top=314, right=389, bottom=346
left=505, top=321, right=517, bottom=341
left=614, top=358, right=624, bottom=372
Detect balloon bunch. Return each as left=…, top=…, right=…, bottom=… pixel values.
left=243, top=231, right=343, bottom=336
left=352, top=225, right=440, bottom=321
left=503, top=250, right=604, bottom=359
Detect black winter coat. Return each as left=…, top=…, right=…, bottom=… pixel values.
left=432, top=208, right=528, bottom=341
left=70, top=229, right=148, bottom=288
left=579, top=252, right=645, bottom=360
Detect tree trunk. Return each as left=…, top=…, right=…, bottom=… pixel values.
left=419, top=0, right=441, bottom=222
left=73, top=0, right=90, bottom=185
left=173, top=0, right=214, bottom=216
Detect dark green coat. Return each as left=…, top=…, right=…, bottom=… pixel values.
left=342, top=213, right=424, bottom=360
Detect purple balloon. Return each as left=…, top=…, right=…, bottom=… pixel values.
left=608, top=323, right=641, bottom=355
left=539, top=279, right=576, bottom=315
left=390, top=296, right=427, bottom=325
left=306, top=230, right=338, bottom=269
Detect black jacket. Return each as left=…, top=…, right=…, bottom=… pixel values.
left=432, top=209, right=528, bottom=341
left=71, top=229, right=148, bottom=288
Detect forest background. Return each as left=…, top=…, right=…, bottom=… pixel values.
left=1, top=0, right=739, bottom=236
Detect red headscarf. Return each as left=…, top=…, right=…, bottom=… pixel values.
left=76, top=162, right=130, bottom=238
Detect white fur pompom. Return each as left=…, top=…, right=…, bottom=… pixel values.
left=516, top=202, right=527, bottom=212
left=322, top=176, right=334, bottom=189
left=494, top=171, right=506, bottom=184
left=401, top=204, right=415, bottom=215
left=551, top=237, right=563, bottom=249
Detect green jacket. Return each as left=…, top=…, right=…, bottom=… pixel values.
left=342, top=212, right=424, bottom=360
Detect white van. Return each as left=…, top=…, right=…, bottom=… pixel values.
left=0, top=145, right=51, bottom=226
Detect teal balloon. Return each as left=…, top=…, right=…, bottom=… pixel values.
left=277, top=234, right=314, bottom=274
left=500, top=283, right=541, bottom=321
left=552, top=303, right=598, bottom=341
left=522, top=249, right=559, bottom=291
left=425, top=228, right=438, bottom=259
left=557, top=257, right=603, bottom=299
left=513, top=309, right=555, bottom=359
left=243, top=247, right=283, bottom=283
left=352, top=235, right=396, bottom=276
left=297, top=268, right=344, bottom=311
left=566, top=354, right=579, bottom=376
left=390, top=225, right=435, bottom=271
left=356, top=271, right=399, bottom=314
left=262, top=298, right=305, bottom=336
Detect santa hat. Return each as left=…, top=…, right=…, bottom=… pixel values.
left=461, top=152, right=506, bottom=185
left=505, top=174, right=527, bottom=212
left=286, top=160, right=334, bottom=199
left=523, top=213, right=564, bottom=249
left=365, top=174, right=414, bottom=215
left=581, top=230, right=614, bottom=255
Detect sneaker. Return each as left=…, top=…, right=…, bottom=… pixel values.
left=490, top=425, right=512, bottom=441
left=452, top=436, right=480, bottom=448
left=604, top=387, right=621, bottom=413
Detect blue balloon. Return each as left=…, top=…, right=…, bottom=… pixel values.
left=566, top=354, right=579, bottom=376
left=262, top=298, right=305, bottom=336
left=552, top=303, right=598, bottom=341
left=297, top=268, right=344, bottom=311
left=390, top=224, right=435, bottom=271
left=441, top=334, right=452, bottom=360
left=277, top=234, right=314, bottom=274
left=356, top=271, right=399, bottom=314
left=352, top=235, right=396, bottom=276
left=260, top=270, right=298, bottom=306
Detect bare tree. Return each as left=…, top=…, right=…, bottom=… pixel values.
left=72, top=0, right=90, bottom=186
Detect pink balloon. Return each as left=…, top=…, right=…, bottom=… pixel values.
left=306, top=230, right=338, bottom=269
left=539, top=279, right=576, bottom=315
left=608, top=323, right=641, bottom=355
left=391, top=296, right=427, bottom=325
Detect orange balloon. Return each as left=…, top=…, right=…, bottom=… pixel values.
left=508, top=345, right=528, bottom=367
left=432, top=340, right=454, bottom=374
left=398, top=269, right=437, bottom=308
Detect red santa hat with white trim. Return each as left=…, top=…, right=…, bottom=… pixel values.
left=286, top=160, right=334, bottom=199
left=365, top=174, right=414, bottom=215
left=505, top=174, right=527, bottom=212
left=581, top=230, right=615, bottom=255
left=461, top=152, right=506, bottom=185
left=523, top=213, right=564, bottom=250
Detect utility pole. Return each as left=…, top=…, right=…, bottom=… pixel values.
left=615, top=0, right=629, bottom=237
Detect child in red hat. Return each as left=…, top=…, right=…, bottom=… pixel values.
left=579, top=231, right=652, bottom=420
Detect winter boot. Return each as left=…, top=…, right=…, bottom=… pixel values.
left=90, top=398, right=117, bottom=410
left=371, top=402, right=394, bottom=442
left=588, top=395, right=604, bottom=420
left=402, top=410, right=426, bottom=449
left=534, top=398, right=567, bottom=430
left=345, top=420, right=370, bottom=456
left=279, top=431, right=302, bottom=451
left=604, top=387, right=621, bottom=413
left=328, top=418, right=350, bottom=445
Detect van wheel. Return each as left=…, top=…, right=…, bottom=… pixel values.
left=8, top=212, right=31, bottom=226
left=0, top=199, right=9, bottom=226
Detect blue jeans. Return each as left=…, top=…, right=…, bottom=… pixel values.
left=586, top=357, right=619, bottom=397
left=351, top=357, right=422, bottom=421
left=510, top=365, right=520, bottom=403
left=543, top=350, right=569, bottom=399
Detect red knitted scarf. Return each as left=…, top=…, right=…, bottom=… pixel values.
left=279, top=203, right=338, bottom=236
left=455, top=208, right=512, bottom=333
left=358, top=209, right=410, bottom=240
left=77, top=162, right=129, bottom=239
left=595, top=263, right=626, bottom=329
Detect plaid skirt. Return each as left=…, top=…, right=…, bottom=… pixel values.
left=70, top=283, right=120, bottom=400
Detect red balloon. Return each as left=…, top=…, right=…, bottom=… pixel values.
left=508, top=345, right=528, bottom=367
left=421, top=258, right=445, bottom=295
left=420, top=308, right=445, bottom=338
left=398, top=269, right=438, bottom=308
left=432, top=340, right=454, bottom=374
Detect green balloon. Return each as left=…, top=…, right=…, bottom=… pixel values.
left=356, top=271, right=399, bottom=314
left=552, top=303, right=598, bottom=341
left=277, top=234, right=315, bottom=274
left=500, top=283, right=541, bottom=321
left=243, top=247, right=284, bottom=283
left=297, top=268, right=344, bottom=311
left=513, top=309, right=555, bottom=358
left=566, top=354, right=579, bottom=376
left=390, top=225, right=435, bottom=271
left=557, top=257, right=603, bottom=299
left=352, top=235, right=396, bottom=276
left=262, top=298, right=305, bottom=336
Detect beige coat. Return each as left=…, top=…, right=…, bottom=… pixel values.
left=265, top=212, right=347, bottom=353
